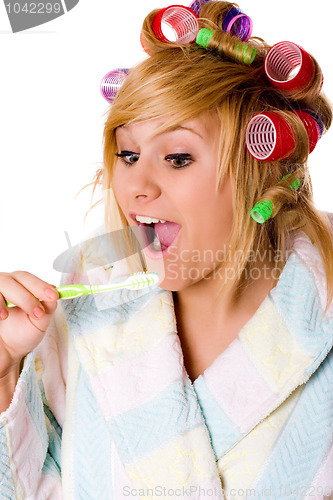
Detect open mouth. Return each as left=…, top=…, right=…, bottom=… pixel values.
left=137, top=220, right=181, bottom=255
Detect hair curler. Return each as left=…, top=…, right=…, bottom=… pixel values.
left=196, top=28, right=256, bottom=64
left=264, top=41, right=316, bottom=93
left=294, top=110, right=320, bottom=153
left=246, top=112, right=296, bottom=161
left=246, top=110, right=322, bottom=161
left=188, top=0, right=210, bottom=16
left=151, top=5, right=199, bottom=44
left=250, top=200, right=273, bottom=224
left=250, top=175, right=300, bottom=223
left=300, top=109, right=325, bottom=138
left=100, top=69, right=129, bottom=103
left=222, top=6, right=253, bottom=42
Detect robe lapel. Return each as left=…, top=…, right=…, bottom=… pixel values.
left=193, top=231, right=333, bottom=463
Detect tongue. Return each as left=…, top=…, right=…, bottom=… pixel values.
left=154, top=221, right=181, bottom=247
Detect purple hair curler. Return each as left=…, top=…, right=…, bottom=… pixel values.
left=100, top=69, right=129, bottom=103
left=188, top=0, right=210, bottom=16
left=265, top=41, right=315, bottom=93
left=151, top=5, right=199, bottom=44
left=222, top=6, right=253, bottom=42
left=246, top=112, right=296, bottom=161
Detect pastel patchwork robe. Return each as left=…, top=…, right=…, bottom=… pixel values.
left=0, top=225, right=333, bottom=500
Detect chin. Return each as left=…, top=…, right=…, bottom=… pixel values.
left=143, top=250, right=215, bottom=291
left=157, top=281, right=184, bottom=292
left=156, top=274, right=200, bottom=293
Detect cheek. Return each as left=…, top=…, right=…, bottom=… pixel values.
left=111, top=170, right=131, bottom=225
left=215, top=181, right=234, bottom=233
left=175, top=171, right=211, bottom=211
left=200, top=178, right=234, bottom=236
left=183, top=169, right=231, bottom=218
left=112, top=167, right=126, bottom=205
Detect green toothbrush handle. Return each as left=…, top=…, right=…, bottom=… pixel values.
left=5, top=273, right=158, bottom=308
left=55, top=284, right=92, bottom=300
left=5, top=284, right=91, bottom=308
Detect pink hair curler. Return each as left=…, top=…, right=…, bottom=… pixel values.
left=264, top=41, right=315, bottom=93
left=100, top=69, right=129, bottom=103
left=222, top=6, right=253, bottom=42
left=151, top=5, right=199, bottom=44
left=246, top=112, right=296, bottom=161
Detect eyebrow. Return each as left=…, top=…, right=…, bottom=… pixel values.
left=119, top=124, right=204, bottom=140
left=156, top=125, right=204, bottom=140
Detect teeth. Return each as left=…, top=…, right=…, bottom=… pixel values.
left=136, top=215, right=166, bottom=224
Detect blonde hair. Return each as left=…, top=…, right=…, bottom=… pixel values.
left=88, top=1, right=333, bottom=309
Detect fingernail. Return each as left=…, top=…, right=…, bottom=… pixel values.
left=44, top=288, right=58, bottom=300
left=0, top=309, right=8, bottom=320
left=33, top=307, right=45, bottom=319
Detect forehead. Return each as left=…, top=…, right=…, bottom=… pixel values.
left=115, top=114, right=219, bottom=144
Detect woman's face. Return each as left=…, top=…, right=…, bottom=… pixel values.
left=113, top=114, right=234, bottom=291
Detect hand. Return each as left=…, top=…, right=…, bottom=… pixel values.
left=0, top=271, right=59, bottom=377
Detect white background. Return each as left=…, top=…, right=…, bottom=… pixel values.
left=0, top=0, right=332, bottom=285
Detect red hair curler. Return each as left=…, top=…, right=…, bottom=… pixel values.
left=151, top=5, right=199, bottom=44
left=264, top=41, right=315, bottom=93
left=140, top=31, right=152, bottom=55
left=246, top=110, right=321, bottom=161
left=294, top=110, right=320, bottom=153
left=302, top=109, right=325, bottom=138
left=100, top=69, right=129, bottom=103
left=246, top=112, right=296, bottom=161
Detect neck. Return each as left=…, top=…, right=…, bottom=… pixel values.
left=173, top=256, right=279, bottom=334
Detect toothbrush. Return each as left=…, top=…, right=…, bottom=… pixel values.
left=5, top=272, right=160, bottom=308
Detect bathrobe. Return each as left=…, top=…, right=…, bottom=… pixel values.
left=0, top=223, right=332, bottom=500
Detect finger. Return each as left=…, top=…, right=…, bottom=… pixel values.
left=11, top=271, right=58, bottom=302
left=39, top=287, right=59, bottom=312
left=0, top=305, right=8, bottom=321
left=25, top=298, right=58, bottom=334
left=0, top=273, right=52, bottom=319
left=39, top=294, right=59, bottom=315
left=26, top=314, right=47, bottom=334
left=0, top=274, right=11, bottom=317
left=12, top=272, right=59, bottom=317
left=12, top=271, right=59, bottom=309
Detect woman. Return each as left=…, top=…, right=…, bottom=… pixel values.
left=0, top=1, right=332, bottom=498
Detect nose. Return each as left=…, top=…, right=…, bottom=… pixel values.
left=125, top=156, right=162, bottom=201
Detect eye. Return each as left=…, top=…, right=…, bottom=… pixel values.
left=115, top=151, right=140, bottom=165
left=165, top=153, right=193, bottom=169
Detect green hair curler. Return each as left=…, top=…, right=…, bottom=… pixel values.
left=250, top=176, right=300, bottom=224
left=196, top=28, right=256, bottom=64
